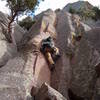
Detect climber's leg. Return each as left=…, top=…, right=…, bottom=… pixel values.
left=45, top=52, right=55, bottom=71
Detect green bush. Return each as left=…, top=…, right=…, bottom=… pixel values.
left=92, top=7, right=100, bottom=21
left=76, top=7, right=95, bottom=20
left=18, top=16, right=36, bottom=30
left=69, top=7, right=76, bottom=14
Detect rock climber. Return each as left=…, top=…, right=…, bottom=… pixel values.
left=40, top=36, right=60, bottom=71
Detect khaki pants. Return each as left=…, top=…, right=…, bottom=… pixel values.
left=45, top=52, right=54, bottom=65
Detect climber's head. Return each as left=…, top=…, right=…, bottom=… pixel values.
left=40, top=36, right=54, bottom=52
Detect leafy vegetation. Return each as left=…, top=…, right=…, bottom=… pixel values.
left=19, top=16, right=36, bottom=30
left=92, top=7, right=100, bottom=21
left=77, top=8, right=95, bottom=20
left=69, top=6, right=100, bottom=21
left=69, top=7, right=76, bottom=14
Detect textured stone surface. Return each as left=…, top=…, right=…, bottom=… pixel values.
left=0, top=40, right=17, bottom=66
left=0, top=57, right=26, bottom=100
left=94, top=20, right=100, bottom=27
left=51, top=14, right=71, bottom=96
left=0, top=11, right=8, bottom=40
left=92, top=78, right=100, bottom=100
left=63, top=1, right=93, bottom=12
left=86, top=28, right=100, bottom=53
left=51, top=11, right=86, bottom=99
left=0, top=7, right=99, bottom=100
left=14, top=23, right=26, bottom=44
left=0, top=55, right=48, bottom=100
left=34, top=53, right=51, bottom=87
left=0, top=11, right=25, bottom=45
left=35, top=83, right=67, bottom=100
left=23, top=51, right=51, bottom=96
left=70, top=36, right=100, bottom=99
left=20, top=9, right=57, bottom=47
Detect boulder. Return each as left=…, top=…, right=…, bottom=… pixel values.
left=86, top=28, right=100, bottom=53
left=0, top=11, right=25, bottom=45
left=80, top=22, right=91, bottom=31
left=0, top=57, right=26, bottom=100
left=0, top=11, right=8, bottom=40
left=0, top=8, right=99, bottom=100
left=0, top=49, right=50, bottom=99
left=35, top=83, right=67, bottom=100
left=93, top=78, right=100, bottom=100
left=63, top=1, right=93, bottom=12
left=0, top=40, right=17, bottom=66
left=51, top=10, right=88, bottom=99
left=0, top=11, right=9, bottom=26
left=0, top=55, right=37, bottom=100
left=23, top=51, right=51, bottom=96
left=20, top=9, right=57, bottom=47
left=94, top=20, right=100, bottom=27
left=70, top=36, right=100, bottom=99
left=51, top=11, right=72, bottom=99
left=13, top=23, right=26, bottom=45
left=0, top=11, right=27, bottom=67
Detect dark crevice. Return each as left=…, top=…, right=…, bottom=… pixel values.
left=44, top=97, right=51, bottom=100
left=95, top=63, right=100, bottom=78
left=68, top=89, right=84, bottom=100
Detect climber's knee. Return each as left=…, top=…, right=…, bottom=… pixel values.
left=45, top=52, right=55, bottom=71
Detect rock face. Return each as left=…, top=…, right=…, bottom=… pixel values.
left=0, top=11, right=25, bottom=66
left=51, top=11, right=72, bottom=99
left=0, top=5, right=100, bottom=100
left=69, top=27, right=100, bottom=99
left=0, top=12, right=9, bottom=40
left=0, top=40, right=17, bottom=66
left=14, top=23, right=26, bottom=44
left=94, top=78, right=100, bottom=100
left=94, top=20, right=100, bottom=27
left=19, top=9, right=57, bottom=48
left=63, top=1, right=100, bottom=28
left=86, top=28, right=100, bottom=53
left=0, top=57, right=26, bottom=100
left=0, top=10, right=54, bottom=100
left=0, top=11, right=25, bottom=45
left=70, top=37, right=98, bottom=99
left=63, top=1, right=93, bottom=12
left=35, top=83, right=67, bottom=100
